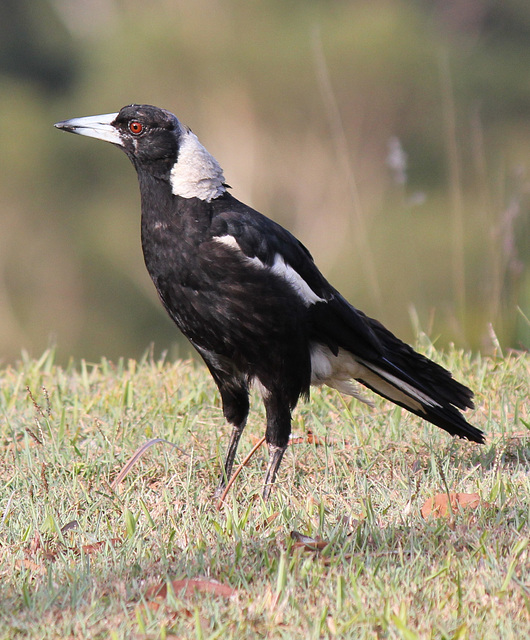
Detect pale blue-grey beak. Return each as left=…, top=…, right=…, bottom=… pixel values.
left=54, top=112, right=121, bottom=145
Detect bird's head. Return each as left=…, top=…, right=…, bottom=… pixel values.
left=55, top=104, right=226, bottom=201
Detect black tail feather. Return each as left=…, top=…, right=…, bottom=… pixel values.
left=351, top=316, right=484, bottom=443
left=359, top=378, right=484, bottom=443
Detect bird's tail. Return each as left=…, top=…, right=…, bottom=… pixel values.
left=353, top=317, right=484, bottom=443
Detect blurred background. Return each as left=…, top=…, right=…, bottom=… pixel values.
left=0, top=0, right=529, bottom=365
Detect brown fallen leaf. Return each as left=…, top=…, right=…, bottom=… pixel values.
left=79, top=538, right=122, bottom=555
left=290, top=530, right=329, bottom=551
left=3, top=432, right=41, bottom=451
left=256, top=511, right=280, bottom=531
left=25, top=537, right=122, bottom=561
left=60, top=520, right=79, bottom=534
left=326, top=615, right=338, bottom=635
left=421, top=492, right=488, bottom=519
left=14, top=558, right=47, bottom=574
left=146, top=577, right=237, bottom=600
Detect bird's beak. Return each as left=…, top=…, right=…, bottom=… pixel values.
left=54, top=112, right=122, bottom=145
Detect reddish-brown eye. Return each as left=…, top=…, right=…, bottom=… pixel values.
left=129, top=121, right=143, bottom=135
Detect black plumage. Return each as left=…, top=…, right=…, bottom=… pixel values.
left=55, top=104, right=484, bottom=499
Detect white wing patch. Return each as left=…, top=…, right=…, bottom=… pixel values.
left=213, top=235, right=325, bottom=306
left=269, top=254, right=325, bottom=305
left=170, top=127, right=226, bottom=202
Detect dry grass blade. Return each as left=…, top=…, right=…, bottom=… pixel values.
left=1, top=489, right=16, bottom=527
left=111, top=438, right=189, bottom=490
left=216, top=436, right=266, bottom=509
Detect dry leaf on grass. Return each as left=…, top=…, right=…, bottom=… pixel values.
left=255, top=512, right=280, bottom=531
left=14, top=558, right=47, bottom=574
left=3, top=432, right=41, bottom=451
left=60, top=520, right=79, bottom=534
left=421, top=492, right=488, bottom=519
left=79, top=538, right=122, bottom=555
left=24, top=537, right=122, bottom=562
left=146, top=577, right=237, bottom=602
left=326, top=616, right=338, bottom=635
left=290, top=530, right=329, bottom=551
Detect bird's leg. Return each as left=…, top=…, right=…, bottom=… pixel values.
left=214, top=421, right=245, bottom=498
left=262, top=443, right=287, bottom=500
left=205, top=370, right=249, bottom=500
left=261, top=390, right=292, bottom=500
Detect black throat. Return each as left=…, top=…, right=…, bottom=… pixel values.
left=137, top=170, right=213, bottom=283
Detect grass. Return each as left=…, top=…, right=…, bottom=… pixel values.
left=0, top=344, right=528, bottom=639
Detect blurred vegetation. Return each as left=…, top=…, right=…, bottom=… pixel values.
left=0, top=0, right=529, bottom=365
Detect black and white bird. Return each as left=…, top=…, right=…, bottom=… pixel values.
left=55, top=104, right=484, bottom=499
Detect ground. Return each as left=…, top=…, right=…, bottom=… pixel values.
left=0, top=344, right=528, bottom=639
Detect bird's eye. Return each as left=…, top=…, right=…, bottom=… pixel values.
left=129, top=121, right=144, bottom=135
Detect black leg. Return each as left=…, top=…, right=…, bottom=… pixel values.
left=262, top=390, right=292, bottom=499
left=214, top=420, right=246, bottom=498
left=208, top=372, right=249, bottom=498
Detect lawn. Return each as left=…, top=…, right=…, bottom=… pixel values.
left=0, top=344, right=528, bottom=639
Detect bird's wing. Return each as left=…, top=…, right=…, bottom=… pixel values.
left=205, top=197, right=482, bottom=443
left=208, top=199, right=384, bottom=361
left=209, top=204, right=329, bottom=296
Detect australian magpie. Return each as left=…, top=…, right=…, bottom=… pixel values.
left=55, top=104, right=484, bottom=499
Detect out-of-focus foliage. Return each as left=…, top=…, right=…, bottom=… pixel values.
left=0, top=0, right=529, bottom=364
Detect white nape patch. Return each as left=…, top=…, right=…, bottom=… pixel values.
left=213, top=235, right=325, bottom=306
left=170, top=127, right=226, bottom=202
